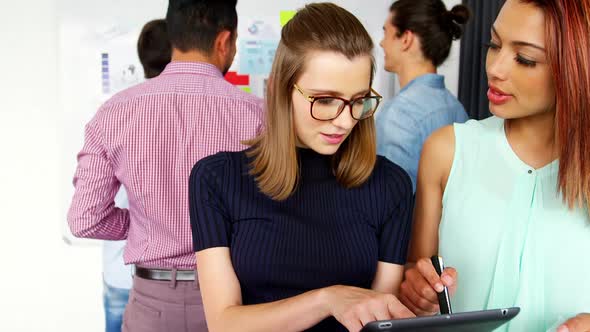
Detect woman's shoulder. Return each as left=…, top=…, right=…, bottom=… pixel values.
left=418, top=117, right=503, bottom=190
left=424, top=116, right=502, bottom=150
left=370, top=157, right=413, bottom=218
left=190, top=149, right=250, bottom=182
left=373, top=156, right=413, bottom=193
left=448, top=116, right=504, bottom=155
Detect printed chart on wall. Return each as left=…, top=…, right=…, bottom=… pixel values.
left=57, top=0, right=393, bottom=245
left=226, top=15, right=283, bottom=96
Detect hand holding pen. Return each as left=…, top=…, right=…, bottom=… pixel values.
left=399, top=256, right=458, bottom=316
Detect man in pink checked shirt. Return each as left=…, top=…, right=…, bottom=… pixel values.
left=67, top=1, right=263, bottom=331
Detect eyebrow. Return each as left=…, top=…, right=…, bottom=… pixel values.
left=306, top=88, right=371, bottom=98
left=492, top=26, right=546, bottom=52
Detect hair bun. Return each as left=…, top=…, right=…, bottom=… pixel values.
left=442, top=5, right=470, bottom=40
left=449, top=5, right=470, bottom=25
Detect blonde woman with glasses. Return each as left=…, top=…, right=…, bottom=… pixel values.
left=188, top=3, right=415, bottom=332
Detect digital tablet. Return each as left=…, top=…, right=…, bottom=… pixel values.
left=360, top=307, right=520, bottom=332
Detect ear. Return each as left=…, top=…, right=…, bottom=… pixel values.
left=214, top=30, right=234, bottom=57
left=400, top=30, right=414, bottom=52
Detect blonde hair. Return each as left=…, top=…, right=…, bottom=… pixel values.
left=246, top=2, right=377, bottom=201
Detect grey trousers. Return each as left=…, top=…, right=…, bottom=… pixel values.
left=122, top=273, right=207, bottom=332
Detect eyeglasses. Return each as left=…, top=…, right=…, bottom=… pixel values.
left=293, top=84, right=382, bottom=121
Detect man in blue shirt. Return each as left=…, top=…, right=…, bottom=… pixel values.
left=377, top=0, right=470, bottom=191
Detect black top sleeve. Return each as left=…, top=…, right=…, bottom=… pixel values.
left=376, top=157, right=415, bottom=264
left=189, top=152, right=232, bottom=251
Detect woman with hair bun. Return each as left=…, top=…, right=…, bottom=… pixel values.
left=377, top=0, right=470, bottom=192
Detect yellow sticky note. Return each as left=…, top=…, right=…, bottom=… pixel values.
left=240, top=86, right=252, bottom=93
left=280, top=10, right=296, bottom=27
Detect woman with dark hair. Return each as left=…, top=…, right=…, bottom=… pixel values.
left=376, top=0, right=470, bottom=192
left=402, top=0, right=590, bottom=331
left=189, top=3, right=415, bottom=331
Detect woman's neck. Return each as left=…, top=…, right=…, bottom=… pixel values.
left=504, top=110, right=558, bottom=169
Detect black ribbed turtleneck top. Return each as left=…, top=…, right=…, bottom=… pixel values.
left=189, top=148, right=413, bottom=331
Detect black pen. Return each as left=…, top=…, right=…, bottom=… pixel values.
left=431, top=255, right=452, bottom=315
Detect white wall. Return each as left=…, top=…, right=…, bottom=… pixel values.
left=0, top=1, right=461, bottom=331
left=0, top=1, right=103, bottom=331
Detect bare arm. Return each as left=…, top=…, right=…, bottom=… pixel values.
left=371, top=262, right=404, bottom=296
left=197, top=249, right=414, bottom=332
left=408, top=125, right=455, bottom=262
left=400, top=125, right=457, bottom=315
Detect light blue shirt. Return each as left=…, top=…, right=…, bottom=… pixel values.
left=376, top=74, right=468, bottom=192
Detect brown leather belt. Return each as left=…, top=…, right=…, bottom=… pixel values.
left=135, top=267, right=196, bottom=281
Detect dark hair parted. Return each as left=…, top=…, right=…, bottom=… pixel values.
left=390, top=0, right=471, bottom=66
left=137, top=19, right=172, bottom=79
left=166, top=0, right=237, bottom=54
left=246, top=2, right=377, bottom=201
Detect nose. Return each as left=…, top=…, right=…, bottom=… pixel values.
left=486, top=49, right=510, bottom=82
left=331, top=105, right=358, bottom=130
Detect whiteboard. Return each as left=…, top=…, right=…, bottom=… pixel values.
left=58, top=0, right=396, bottom=245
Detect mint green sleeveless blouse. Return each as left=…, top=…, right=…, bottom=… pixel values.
left=439, top=117, right=590, bottom=331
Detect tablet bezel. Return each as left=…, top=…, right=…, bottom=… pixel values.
left=360, top=307, right=520, bottom=332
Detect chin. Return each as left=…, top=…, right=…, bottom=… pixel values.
left=489, top=103, right=504, bottom=118
left=489, top=103, right=514, bottom=120
left=310, top=143, right=341, bottom=155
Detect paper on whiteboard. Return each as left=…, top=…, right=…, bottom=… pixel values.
left=233, top=16, right=280, bottom=96
left=236, top=16, right=280, bottom=76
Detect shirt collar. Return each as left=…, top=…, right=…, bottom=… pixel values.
left=159, top=61, right=223, bottom=78
left=400, top=73, right=445, bottom=93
